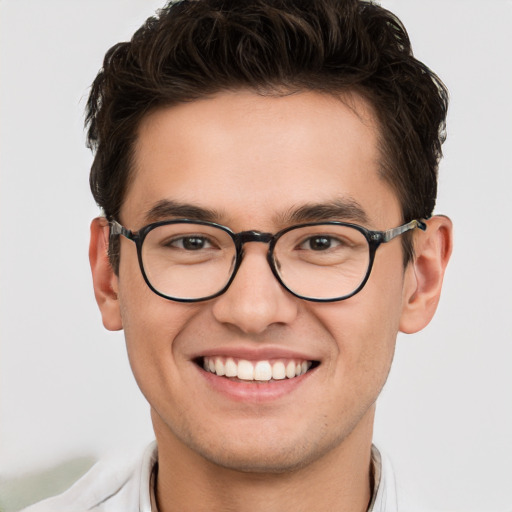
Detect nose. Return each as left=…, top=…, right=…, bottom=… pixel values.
left=211, top=244, right=299, bottom=334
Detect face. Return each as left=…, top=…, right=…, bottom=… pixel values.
left=110, top=90, right=415, bottom=473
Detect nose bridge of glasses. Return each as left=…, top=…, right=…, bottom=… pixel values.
left=236, top=230, right=274, bottom=246
left=230, top=230, right=283, bottom=295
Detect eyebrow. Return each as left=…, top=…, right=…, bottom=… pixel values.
left=277, top=199, right=369, bottom=226
left=144, top=200, right=223, bottom=224
left=142, top=197, right=369, bottom=228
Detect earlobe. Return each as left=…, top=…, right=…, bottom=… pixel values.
left=89, top=217, right=123, bottom=331
left=399, top=215, right=453, bottom=334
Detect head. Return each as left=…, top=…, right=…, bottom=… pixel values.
left=86, top=0, right=448, bottom=272
left=88, top=0, right=452, bottom=476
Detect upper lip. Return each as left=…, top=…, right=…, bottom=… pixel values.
left=190, top=346, right=321, bottom=362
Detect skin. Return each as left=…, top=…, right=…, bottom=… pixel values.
left=90, top=90, right=452, bottom=512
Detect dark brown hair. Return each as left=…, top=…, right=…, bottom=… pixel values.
left=86, top=0, right=448, bottom=271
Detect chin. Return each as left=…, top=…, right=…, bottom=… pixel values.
left=178, top=419, right=355, bottom=475
left=197, top=441, right=327, bottom=474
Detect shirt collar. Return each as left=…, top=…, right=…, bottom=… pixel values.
left=139, top=441, right=158, bottom=512
left=369, top=445, right=398, bottom=512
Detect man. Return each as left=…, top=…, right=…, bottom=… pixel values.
left=24, top=0, right=452, bottom=510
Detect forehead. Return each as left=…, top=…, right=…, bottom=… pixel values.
left=123, top=90, right=400, bottom=229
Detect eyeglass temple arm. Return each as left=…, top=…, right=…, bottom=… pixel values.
left=109, top=219, right=134, bottom=240
left=381, top=219, right=427, bottom=243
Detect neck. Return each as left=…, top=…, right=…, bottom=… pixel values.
left=152, top=407, right=375, bottom=512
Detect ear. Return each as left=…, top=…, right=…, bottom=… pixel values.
left=89, top=217, right=123, bottom=331
left=399, top=215, right=453, bottom=334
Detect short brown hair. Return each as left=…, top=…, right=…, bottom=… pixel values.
left=86, top=0, right=448, bottom=271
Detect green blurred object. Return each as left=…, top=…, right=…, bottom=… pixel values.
left=0, top=456, right=96, bottom=512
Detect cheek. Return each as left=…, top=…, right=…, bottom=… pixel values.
left=314, top=257, right=405, bottom=386
left=116, top=242, right=191, bottom=350
left=120, top=300, right=202, bottom=419
left=319, top=298, right=398, bottom=368
left=116, top=253, right=197, bottom=397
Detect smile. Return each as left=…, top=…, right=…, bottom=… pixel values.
left=202, top=356, right=316, bottom=382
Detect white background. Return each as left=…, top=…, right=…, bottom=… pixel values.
left=1, top=1, right=511, bottom=511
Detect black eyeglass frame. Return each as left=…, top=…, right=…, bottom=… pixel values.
left=110, top=218, right=427, bottom=303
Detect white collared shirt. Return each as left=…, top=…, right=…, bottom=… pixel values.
left=22, top=442, right=415, bottom=512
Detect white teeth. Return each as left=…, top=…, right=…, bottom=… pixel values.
left=215, top=358, right=225, bottom=377
left=237, top=359, right=254, bottom=380
left=203, top=357, right=315, bottom=381
left=286, top=361, right=296, bottom=379
left=254, top=361, right=272, bottom=381
left=225, top=357, right=237, bottom=377
left=272, top=361, right=286, bottom=380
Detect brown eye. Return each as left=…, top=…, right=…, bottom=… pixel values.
left=299, top=236, right=341, bottom=251
left=167, top=236, right=214, bottom=250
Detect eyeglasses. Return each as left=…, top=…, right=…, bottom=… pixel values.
left=110, top=218, right=426, bottom=303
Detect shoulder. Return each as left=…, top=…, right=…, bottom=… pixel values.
left=20, top=441, right=157, bottom=512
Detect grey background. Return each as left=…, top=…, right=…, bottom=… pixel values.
left=1, top=1, right=511, bottom=510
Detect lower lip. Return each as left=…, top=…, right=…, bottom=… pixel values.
left=198, top=365, right=317, bottom=403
